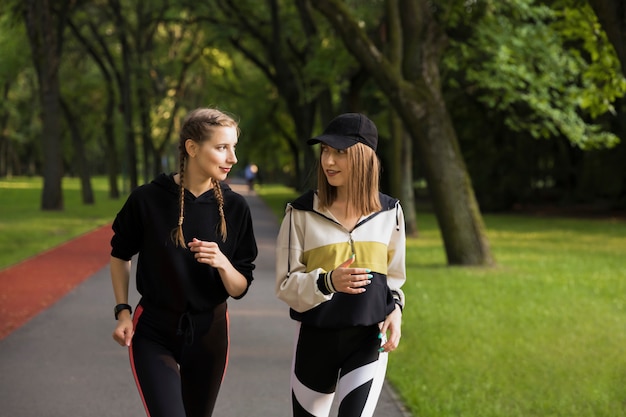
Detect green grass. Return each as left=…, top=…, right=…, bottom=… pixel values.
left=389, top=213, right=626, bottom=417
left=3, top=180, right=626, bottom=416
left=0, top=176, right=124, bottom=269
left=255, top=183, right=300, bottom=217
left=255, top=185, right=626, bottom=417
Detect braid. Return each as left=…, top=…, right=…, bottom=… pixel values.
left=171, top=151, right=187, bottom=248
left=212, top=177, right=227, bottom=242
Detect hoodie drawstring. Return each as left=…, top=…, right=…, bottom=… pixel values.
left=176, top=311, right=195, bottom=346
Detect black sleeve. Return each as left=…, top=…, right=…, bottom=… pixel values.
left=110, top=191, right=143, bottom=261
left=228, top=197, right=258, bottom=299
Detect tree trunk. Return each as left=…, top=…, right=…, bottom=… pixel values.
left=268, top=0, right=317, bottom=190
left=61, top=99, right=94, bottom=204
left=384, top=0, right=418, bottom=236
left=313, top=0, right=493, bottom=265
left=103, top=112, right=121, bottom=199
left=137, top=88, right=155, bottom=183
left=23, top=0, right=64, bottom=210
left=400, top=129, right=418, bottom=236
left=110, top=0, right=138, bottom=190
left=66, top=16, right=121, bottom=199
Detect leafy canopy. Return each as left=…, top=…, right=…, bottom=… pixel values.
left=445, top=0, right=626, bottom=149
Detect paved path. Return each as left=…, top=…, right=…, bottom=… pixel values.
left=0, top=181, right=411, bottom=417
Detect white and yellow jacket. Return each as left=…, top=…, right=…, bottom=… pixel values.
left=275, top=190, right=406, bottom=329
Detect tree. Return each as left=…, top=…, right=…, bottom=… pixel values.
left=440, top=0, right=626, bottom=210
left=312, top=0, right=494, bottom=266
left=60, top=98, right=94, bottom=204
left=22, top=0, right=67, bottom=210
left=65, top=8, right=121, bottom=199
left=451, top=1, right=622, bottom=150
left=380, top=0, right=418, bottom=236
left=190, top=0, right=325, bottom=189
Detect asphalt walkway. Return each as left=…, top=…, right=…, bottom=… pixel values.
left=0, top=180, right=411, bottom=417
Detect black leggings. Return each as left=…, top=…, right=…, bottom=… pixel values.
left=129, top=302, right=229, bottom=417
left=291, top=323, right=388, bottom=417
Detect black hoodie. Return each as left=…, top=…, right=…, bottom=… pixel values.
left=111, top=173, right=257, bottom=314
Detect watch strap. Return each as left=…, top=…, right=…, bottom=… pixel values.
left=114, top=303, right=133, bottom=320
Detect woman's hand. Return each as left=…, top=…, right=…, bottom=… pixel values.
left=188, top=238, right=230, bottom=269
left=188, top=238, right=248, bottom=297
left=112, top=316, right=134, bottom=347
left=330, top=254, right=372, bottom=294
left=379, top=304, right=402, bottom=353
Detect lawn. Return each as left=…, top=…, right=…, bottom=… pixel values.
left=390, top=213, right=626, bottom=417
left=3, top=179, right=626, bottom=416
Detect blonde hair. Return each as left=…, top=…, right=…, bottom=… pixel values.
left=316, top=142, right=382, bottom=217
left=172, top=108, right=239, bottom=247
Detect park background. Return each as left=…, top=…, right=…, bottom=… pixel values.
left=1, top=1, right=626, bottom=416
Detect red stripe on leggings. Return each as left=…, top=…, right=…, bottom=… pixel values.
left=128, top=305, right=151, bottom=417
left=221, top=309, right=230, bottom=385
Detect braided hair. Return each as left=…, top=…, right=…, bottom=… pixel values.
left=171, top=108, right=240, bottom=247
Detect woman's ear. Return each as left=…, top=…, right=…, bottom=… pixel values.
left=184, top=139, right=197, bottom=158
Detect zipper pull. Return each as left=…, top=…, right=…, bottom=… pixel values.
left=348, top=233, right=355, bottom=255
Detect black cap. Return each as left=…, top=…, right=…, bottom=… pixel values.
left=307, top=113, right=378, bottom=151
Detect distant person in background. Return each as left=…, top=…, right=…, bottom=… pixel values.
left=109, top=107, right=258, bottom=417
left=244, top=163, right=258, bottom=191
left=275, top=113, right=406, bottom=417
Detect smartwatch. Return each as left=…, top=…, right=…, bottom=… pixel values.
left=114, top=303, right=133, bottom=320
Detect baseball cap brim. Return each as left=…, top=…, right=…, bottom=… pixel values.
left=306, top=134, right=359, bottom=150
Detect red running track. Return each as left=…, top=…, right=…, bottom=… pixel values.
left=0, top=224, right=112, bottom=340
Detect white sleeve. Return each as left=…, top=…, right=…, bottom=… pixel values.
left=387, top=202, right=406, bottom=308
left=275, top=205, right=333, bottom=313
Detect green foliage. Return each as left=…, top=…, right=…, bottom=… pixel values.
left=302, top=34, right=356, bottom=102
left=303, top=0, right=377, bottom=99
left=551, top=6, right=626, bottom=118
left=0, top=14, right=29, bottom=82
left=0, top=12, right=40, bottom=173
left=389, top=212, right=626, bottom=417
left=445, top=0, right=625, bottom=149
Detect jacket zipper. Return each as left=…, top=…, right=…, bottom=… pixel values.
left=348, top=232, right=355, bottom=254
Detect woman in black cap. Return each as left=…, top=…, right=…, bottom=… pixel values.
left=276, top=113, right=406, bottom=417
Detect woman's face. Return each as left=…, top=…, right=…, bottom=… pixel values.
left=187, top=126, right=238, bottom=182
left=321, top=144, right=349, bottom=188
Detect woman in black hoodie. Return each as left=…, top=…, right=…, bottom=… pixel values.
left=110, top=108, right=257, bottom=417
